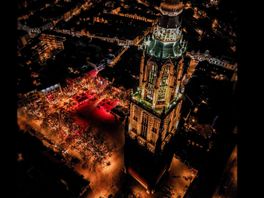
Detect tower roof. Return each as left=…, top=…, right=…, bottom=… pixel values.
left=159, top=0, right=184, bottom=28
left=142, top=0, right=186, bottom=59
left=160, top=0, right=184, bottom=14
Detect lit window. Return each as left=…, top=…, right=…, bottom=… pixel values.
left=158, top=66, right=169, bottom=101
left=148, top=64, right=157, bottom=84
left=141, top=112, right=148, bottom=138
left=147, top=62, right=157, bottom=100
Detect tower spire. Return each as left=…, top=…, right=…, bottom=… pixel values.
left=143, top=0, right=186, bottom=59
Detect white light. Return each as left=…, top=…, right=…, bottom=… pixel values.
left=145, top=40, right=151, bottom=46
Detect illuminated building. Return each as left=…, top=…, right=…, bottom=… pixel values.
left=32, top=34, right=66, bottom=64
left=124, top=0, right=189, bottom=193
left=17, top=30, right=30, bottom=49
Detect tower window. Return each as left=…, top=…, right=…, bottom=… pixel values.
left=133, top=116, right=138, bottom=121
left=157, top=66, right=169, bottom=101
left=152, top=127, right=157, bottom=133
left=157, top=86, right=166, bottom=101
left=147, top=84, right=154, bottom=100
left=141, top=112, right=148, bottom=138
left=148, top=63, right=157, bottom=84
left=147, top=63, right=157, bottom=100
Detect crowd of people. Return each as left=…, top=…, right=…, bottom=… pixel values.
left=17, top=70, right=127, bottom=172
left=69, top=127, right=115, bottom=171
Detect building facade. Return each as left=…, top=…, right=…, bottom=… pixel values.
left=125, top=0, right=189, bottom=193
left=32, top=34, right=66, bottom=64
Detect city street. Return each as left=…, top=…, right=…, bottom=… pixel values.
left=129, top=156, right=198, bottom=198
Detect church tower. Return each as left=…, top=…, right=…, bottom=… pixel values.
left=124, top=0, right=187, bottom=193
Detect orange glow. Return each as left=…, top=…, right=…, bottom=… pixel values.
left=160, top=2, right=184, bottom=11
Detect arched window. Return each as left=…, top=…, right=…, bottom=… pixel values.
left=148, top=63, right=157, bottom=84
left=158, top=65, right=169, bottom=102
left=147, top=62, right=157, bottom=100
left=141, top=112, right=148, bottom=138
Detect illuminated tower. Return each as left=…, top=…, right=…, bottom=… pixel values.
left=124, top=0, right=187, bottom=193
